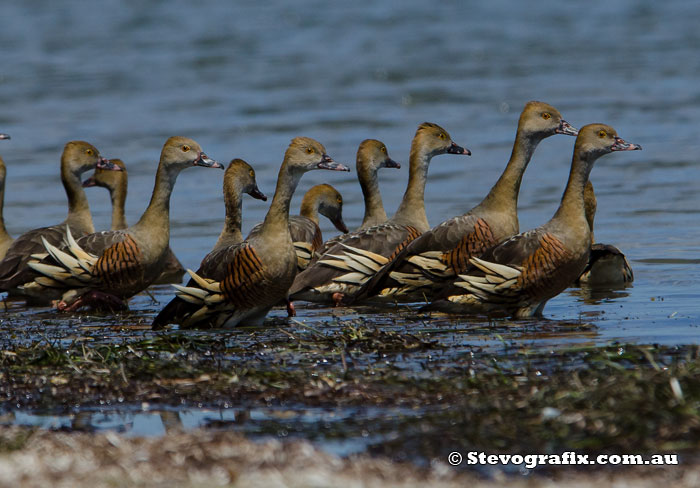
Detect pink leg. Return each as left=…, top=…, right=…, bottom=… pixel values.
left=57, top=290, right=128, bottom=313
left=332, top=292, right=345, bottom=307
left=286, top=299, right=296, bottom=317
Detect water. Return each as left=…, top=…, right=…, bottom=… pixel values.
left=0, top=0, right=699, bottom=460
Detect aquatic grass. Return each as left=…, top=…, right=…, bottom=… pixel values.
left=1, top=320, right=700, bottom=465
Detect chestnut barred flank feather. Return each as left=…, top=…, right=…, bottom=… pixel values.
left=91, top=235, right=144, bottom=290
left=220, top=244, right=267, bottom=308
left=515, top=233, right=573, bottom=297
left=441, top=219, right=496, bottom=275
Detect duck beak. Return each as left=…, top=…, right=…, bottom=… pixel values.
left=194, top=152, right=224, bottom=169
left=318, top=154, right=350, bottom=171
left=556, top=120, right=578, bottom=136
left=249, top=185, right=267, bottom=201
left=383, top=157, right=401, bottom=169
left=611, top=136, right=642, bottom=152
left=82, top=176, right=97, bottom=188
left=447, top=142, right=471, bottom=155
left=331, top=215, right=349, bottom=234
left=96, top=158, right=123, bottom=171
left=0, top=134, right=10, bottom=140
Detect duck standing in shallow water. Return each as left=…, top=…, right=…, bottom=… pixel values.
left=0, top=141, right=121, bottom=296
left=82, top=158, right=188, bottom=284
left=23, top=137, right=222, bottom=311
left=355, top=101, right=578, bottom=303
left=428, top=124, right=641, bottom=318
left=288, top=122, right=470, bottom=306
left=152, top=157, right=267, bottom=327
left=153, top=137, right=349, bottom=329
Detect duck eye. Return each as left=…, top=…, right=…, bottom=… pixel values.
left=249, top=170, right=255, bottom=178
left=542, top=112, right=551, bottom=120
left=306, top=147, right=314, bottom=154
left=381, top=146, right=387, bottom=153
left=598, top=130, right=607, bottom=138
left=182, top=145, right=191, bottom=152
left=86, top=149, right=94, bottom=156
left=438, top=133, right=446, bottom=140
left=336, top=197, right=342, bottom=204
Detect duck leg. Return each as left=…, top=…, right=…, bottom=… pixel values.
left=332, top=292, right=345, bottom=307
left=56, top=290, right=128, bottom=313
left=285, top=299, right=296, bottom=317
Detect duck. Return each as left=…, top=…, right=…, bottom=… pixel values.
left=152, top=158, right=267, bottom=327
left=0, top=141, right=121, bottom=294
left=576, top=180, right=634, bottom=285
left=427, top=124, right=641, bottom=318
left=211, top=158, right=267, bottom=251
left=0, top=133, right=13, bottom=260
left=354, top=101, right=578, bottom=303
left=82, top=159, right=129, bottom=230
left=22, top=137, right=223, bottom=311
left=288, top=122, right=470, bottom=305
left=249, top=183, right=348, bottom=271
left=313, top=139, right=400, bottom=257
left=152, top=136, right=349, bottom=329
left=82, top=158, right=189, bottom=284
left=355, top=139, right=401, bottom=231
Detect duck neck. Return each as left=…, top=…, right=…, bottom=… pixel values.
left=478, top=130, right=541, bottom=215
left=133, top=162, right=179, bottom=239
left=215, top=187, right=244, bottom=248
left=358, top=163, right=387, bottom=228
left=553, top=152, right=596, bottom=225
left=392, top=146, right=431, bottom=232
left=110, top=182, right=128, bottom=231
left=0, top=163, right=10, bottom=241
left=299, top=193, right=320, bottom=225
left=63, top=166, right=94, bottom=234
left=260, top=162, right=301, bottom=240
left=583, top=181, right=597, bottom=244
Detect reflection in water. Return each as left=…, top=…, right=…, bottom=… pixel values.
left=568, top=283, right=632, bottom=305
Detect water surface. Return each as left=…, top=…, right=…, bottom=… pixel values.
left=0, top=0, right=698, bottom=461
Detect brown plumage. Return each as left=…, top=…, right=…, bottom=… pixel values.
left=288, top=122, right=470, bottom=304
left=219, top=244, right=267, bottom=308
left=313, top=139, right=400, bottom=256
left=576, top=180, right=634, bottom=285
left=211, top=159, right=267, bottom=252
left=355, top=139, right=401, bottom=231
left=249, top=183, right=348, bottom=271
left=91, top=234, right=144, bottom=289
left=23, top=137, right=223, bottom=311
left=151, top=158, right=266, bottom=326
left=355, top=101, right=578, bottom=303
left=152, top=137, right=349, bottom=329
left=440, top=218, right=496, bottom=274
left=0, top=133, right=13, bottom=260
left=428, top=123, right=641, bottom=318
left=82, top=158, right=187, bottom=284
left=0, top=141, right=121, bottom=294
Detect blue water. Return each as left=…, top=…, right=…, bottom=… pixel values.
left=0, top=0, right=699, bottom=454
